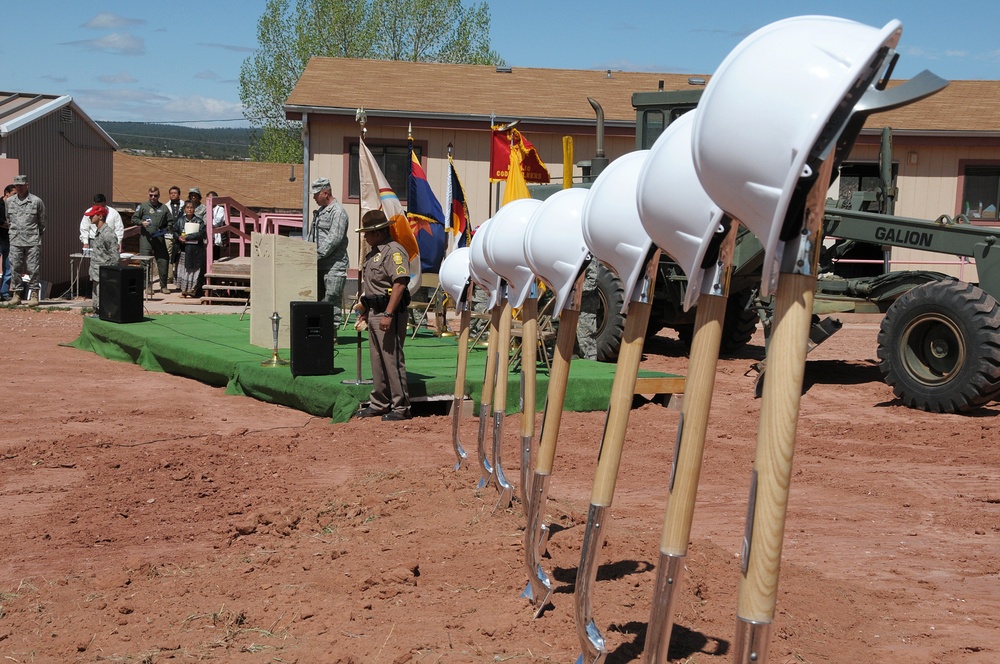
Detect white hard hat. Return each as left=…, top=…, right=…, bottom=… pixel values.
left=581, top=150, right=653, bottom=314
left=482, top=198, right=542, bottom=308
left=439, top=247, right=472, bottom=304
left=523, top=188, right=590, bottom=317
left=637, top=111, right=726, bottom=311
left=692, top=15, right=902, bottom=295
left=469, top=218, right=501, bottom=309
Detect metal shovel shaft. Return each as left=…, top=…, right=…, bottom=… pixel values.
left=451, top=304, right=472, bottom=471
left=477, top=305, right=501, bottom=488
left=492, top=298, right=515, bottom=510
left=645, top=292, right=727, bottom=663
left=519, top=295, right=539, bottom=512
left=523, top=304, right=580, bottom=611
left=576, top=296, right=653, bottom=663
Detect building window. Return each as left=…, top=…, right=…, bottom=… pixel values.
left=347, top=142, right=422, bottom=201
left=962, top=165, right=1000, bottom=222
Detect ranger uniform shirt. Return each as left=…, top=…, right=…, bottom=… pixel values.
left=361, top=239, right=410, bottom=308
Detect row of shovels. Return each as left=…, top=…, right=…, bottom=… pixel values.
left=436, top=16, right=945, bottom=664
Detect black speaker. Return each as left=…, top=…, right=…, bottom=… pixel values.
left=99, top=265, right=144, bottom=323
left=290, top=301, right=336, bottom=376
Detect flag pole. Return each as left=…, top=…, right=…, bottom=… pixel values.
left=446, top=143, right=455, bottom=254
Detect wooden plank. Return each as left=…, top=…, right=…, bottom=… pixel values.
left=633, top=376, right=685, bottom=396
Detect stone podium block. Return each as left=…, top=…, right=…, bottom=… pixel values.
left=250, top=232, right=317, bottom=348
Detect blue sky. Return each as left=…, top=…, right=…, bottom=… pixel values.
left=3, top=1, right=998, bottom=126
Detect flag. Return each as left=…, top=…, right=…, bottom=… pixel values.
left=359, top=138, right=419, bottom=262
left=489, top=126, right=550, bottom=184
left=502, top=138, right=530, bottom=205
left=447, top=155, right=472, bottom=248
left=407, top=138, right=447, bottom=273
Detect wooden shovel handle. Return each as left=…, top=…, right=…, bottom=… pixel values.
left=479, top=306, right=502, bottom=409
left=737, top=271, right=815, bottom=623
left=659, top=292, right=726, bottom=555
left=453, top=307, right=472, bottom=399
left=493, top=299, right=513, bottom=414
left=519, top=296, right=539, bottom=438
left=533, top=307, right=579, bottom=475
left=590, top=299, right=653, bottom=507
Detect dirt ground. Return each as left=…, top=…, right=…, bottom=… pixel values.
left=0, top=307, right=998, bottom=663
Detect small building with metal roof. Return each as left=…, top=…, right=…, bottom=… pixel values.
left=1, top=91, right=118, bottom=292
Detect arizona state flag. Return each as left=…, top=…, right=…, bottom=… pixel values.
left=489, top=127, right=550, bottom=184
left=446, top=155, right=472, bottom=248
left=407, top=140, right=447, bottom=273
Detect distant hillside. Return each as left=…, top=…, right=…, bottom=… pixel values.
left=97, top=122, right=257, bottom=161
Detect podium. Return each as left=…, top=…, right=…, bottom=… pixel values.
left=249, top=232, right=317, bottom=348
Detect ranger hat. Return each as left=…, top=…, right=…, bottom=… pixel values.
left=311, top=177, right=331, bottom=194
left=356, top=209, right=391, bottom=232
left=85, top=204, right=108, bottom=218
left=13, top=174, right=27, bottom=185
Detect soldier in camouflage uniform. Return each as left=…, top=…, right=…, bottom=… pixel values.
left=84, top=205, right=120, bottom=314
left=5, top=174, right=46, bottom=306
left=308, top=178, right=350, bottom=324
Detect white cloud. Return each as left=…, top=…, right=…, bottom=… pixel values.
left=63, top=32, right=145, bottom=56
left=195, top=71, right=220, bottom=81
left=73, top=88, right=245, bottom=126
left=197, top=42, right=255, bottom=53
left=83, top=12, right=144, bottom=29
left=98, top=72, right=138, bottom=84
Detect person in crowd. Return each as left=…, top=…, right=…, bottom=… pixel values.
left=0, top=184, right=14, bottom=302
left=5, top=174, right=46, bottom=306
left=83, top=204, right=120, bottom=315
left=174, top=200, right=206, bottom=298
left=308, top=177, right=350, bottom=324
left=134, top=186, right=172, bottom=295
left=354, top=210, right=412, bottom=421
left=206, top=191, right=228, bottom=260
left=165, top=185, right=185, bottom=282
left=188, top=187, right=207, bottom=219
left=80, top=194, right=124, bottom=252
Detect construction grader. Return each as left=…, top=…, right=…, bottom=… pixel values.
left=542, top=89, right=1000, bottom=414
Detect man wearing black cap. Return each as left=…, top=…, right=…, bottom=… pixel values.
left=5, top=174, right=46, bottom=306
left=308, top=177, right=350, bottom=323
left=84, top=204, right=120, bottom=314
left=354, top=209, right=412, bottom=421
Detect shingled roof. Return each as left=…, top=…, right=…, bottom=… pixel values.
left=286, top=58, right=1000, bottom=135
left=286, top=58, right=707, bottom=127
left=113, top=152, right=303, bottom=210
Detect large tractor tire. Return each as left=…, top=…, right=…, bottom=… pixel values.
left=876, top=279, right=1000, bottom=413
left=674, top=288, right=760, bottom=355
left=577, top=263, right=626, bottom=362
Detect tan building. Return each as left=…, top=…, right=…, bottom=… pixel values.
left=286, top=58, right=1000, bottom=281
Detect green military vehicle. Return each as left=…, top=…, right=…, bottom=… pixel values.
left=553, top=88, right=1000, bottom=414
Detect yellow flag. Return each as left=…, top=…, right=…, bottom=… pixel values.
left=502, top=138, right=530, bottom=204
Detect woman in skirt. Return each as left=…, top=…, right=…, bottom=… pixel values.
left=175, top=201, right=206, bottom=297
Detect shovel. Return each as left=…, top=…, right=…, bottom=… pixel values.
left=522, top=274, right=585, bottom=614
left=644, top=224, right=736, bottom=662
left=518, top=287, right=540, bottom=512
left=476, top=300, right=501, bottom=489
left=449, top=279, right=473, bottom=470
left=731, top=153, right=833, bottom=663
left=491, top=284, right=516, bottom=510
left=575, top=252, right=659, bottom=664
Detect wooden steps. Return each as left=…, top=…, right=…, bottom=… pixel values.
left=201, top=258, right=251, bottom=306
